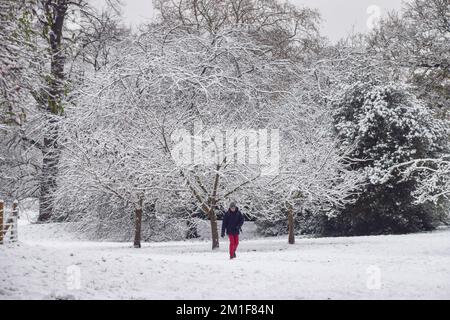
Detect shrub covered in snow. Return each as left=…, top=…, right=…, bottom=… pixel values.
left=326, top=81, right=449, bottom=235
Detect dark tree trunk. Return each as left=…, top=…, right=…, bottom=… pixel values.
left=38, top=120, right=60, bottom=221
left=287, top=204, right=295, bottom=244
left=0, top=201, right=4, bottom=244
left=209, top=165, right=221, bottom=249
left=134, top=197, right=143, bottom=248
left=38, top=0, right=68, bottom=222
left=209, top=208, right=220, bottom=250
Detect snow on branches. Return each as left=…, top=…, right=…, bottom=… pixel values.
left=332, top=81, right=447, bottom=185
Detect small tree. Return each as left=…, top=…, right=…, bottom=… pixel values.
left=56, top=51, right=177, bottom=247
left=252, top=96, right=361, bottom=243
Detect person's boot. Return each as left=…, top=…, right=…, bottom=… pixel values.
left=233, top=252, right=236, bottom=258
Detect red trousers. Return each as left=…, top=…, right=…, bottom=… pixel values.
left=228, top=234, right=239, bottom=257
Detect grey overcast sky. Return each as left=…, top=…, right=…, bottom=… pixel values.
left=92, top=0, right=406, bottom=43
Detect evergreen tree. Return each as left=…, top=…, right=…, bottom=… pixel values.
left=327, top=81, right=448, bottom=235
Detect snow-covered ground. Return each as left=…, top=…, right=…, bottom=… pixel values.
left=1, top=215, right=450, bottom=299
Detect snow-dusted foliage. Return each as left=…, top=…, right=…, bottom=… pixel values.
left=0, top=0, right=35, bottom=127
left=387, top=156, right=450, bottom=207
left=54, top=22, right=293, bottom=243
left=328, top=81, right=449, bottom=235
left=1, top=0, right=448, bottom=245
left=334, top=82, right=446, bottom=183
left=253, top=85, right=362, bottom=238
left=367, top=0, right=450, bottom=118
left=0, top=0, right=44, bottom=201
left=154, top=0, right=323, bottom=62
left=53, top=12, right=352, bottom=245
left=1, top=0, right=127, bottom=217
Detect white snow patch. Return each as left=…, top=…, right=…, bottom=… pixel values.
left=1, top=219, right=450, bottom=299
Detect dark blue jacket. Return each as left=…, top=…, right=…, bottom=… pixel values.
left=221, top=208, right=244, bottom=235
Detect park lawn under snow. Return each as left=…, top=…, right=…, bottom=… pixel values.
left=1, top=217, right=450, bottom=300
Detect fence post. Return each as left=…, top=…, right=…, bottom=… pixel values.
left=11, top=200, right=18, bottom=242
left=0, top=200, right=4, bottom=244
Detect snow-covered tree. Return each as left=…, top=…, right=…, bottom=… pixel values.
left=54, top=19, right=293, bottom=247
left=367, top=0, right=450, bottom=118
left=0, top=0, right=35, bottom=126
left=0, top=0, right=126, bottom=221
left=56, top=56, right=180, bottom=247
left=387, top=156, right=450, bottom=204
left=329, top=80, right=448, bottom=235
left=154, top=0, right=323, bottom=62
left=250, top=83, right=362, bottom=243
left=0, top=0, right=44, bottom=202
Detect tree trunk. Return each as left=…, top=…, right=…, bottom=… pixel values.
left=134, top=197, right=143, bottom=248
left=209, top=208, right=220, bottom=250
left=11, top=200, right=18, bottom=241
left=0, top=200, right=4, bottom=244
left=179, top=164, right=222, bottom=250
left=287, top=204, right=295, bottom=244
left=209, top=164, right=221, bottom=250
left=38, top=127, right=60, bottom=221
left=38, top=0, right=68, bottom=222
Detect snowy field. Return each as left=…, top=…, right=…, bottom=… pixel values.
left=1, top=216, right=450, bottom=300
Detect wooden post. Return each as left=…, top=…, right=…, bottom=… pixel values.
left=11, top=200, right=18, bottom=242
left=0, top=200, right=4, bottom=244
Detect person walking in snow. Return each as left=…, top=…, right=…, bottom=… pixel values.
left=221, top=202, right=244, bottom=259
